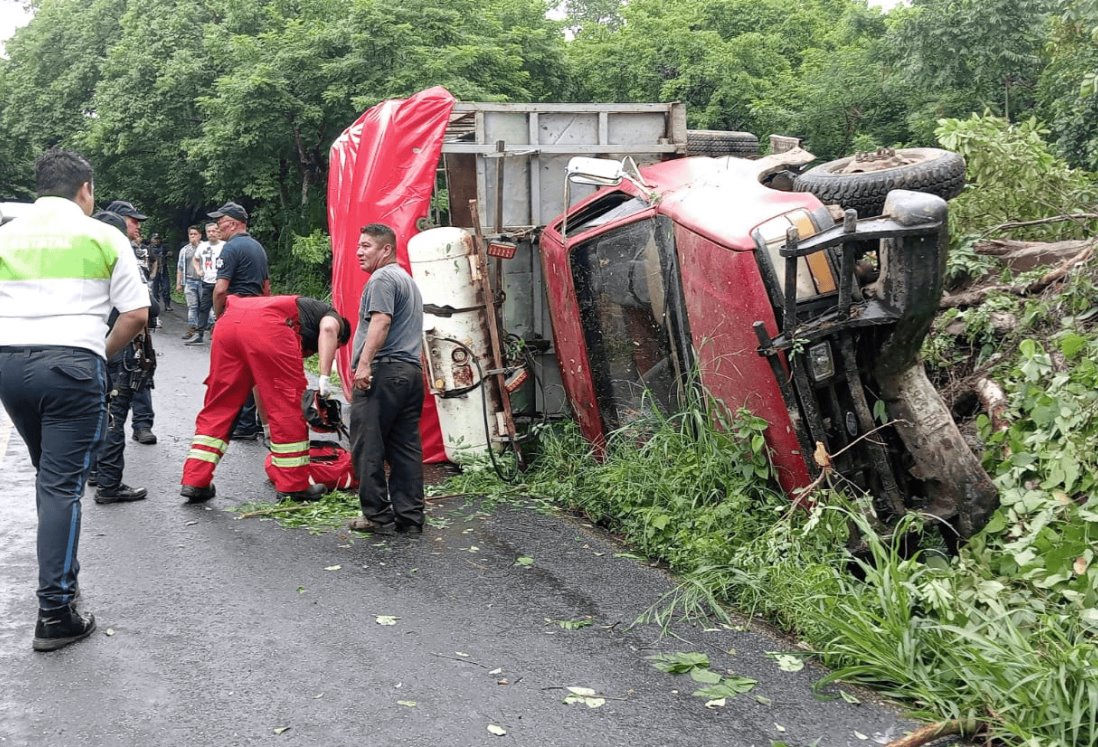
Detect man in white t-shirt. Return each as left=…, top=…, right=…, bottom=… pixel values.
left=185, top=222, right=224, bottom=345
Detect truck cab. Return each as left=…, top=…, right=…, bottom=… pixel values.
left=538, top=154, right=997, bottom=539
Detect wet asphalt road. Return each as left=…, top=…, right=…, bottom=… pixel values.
left=0, top=309, right=919, bottom=747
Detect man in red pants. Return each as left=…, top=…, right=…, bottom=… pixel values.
left=180, top=295, right=351, bottom=502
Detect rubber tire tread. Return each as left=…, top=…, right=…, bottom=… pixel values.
left=686, top=129, right=760, bottom=157
left=792, top=148, right=965, bottom=218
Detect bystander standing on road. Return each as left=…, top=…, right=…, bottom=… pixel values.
left=105, top=199, right=158, bottom=445
left=0, top=148, right=149, bottom=651
left=207, top=201, right=270, bottom=439
left=348, top=223, right=426, bottom=536
left=180, top=295, right=349, bottom=503
left=149, top=233, right=172, bottom=312
left=87, top=210, right=153, bottom=506
left=177, top=225, right=205, bottom=340
left=189, top=222, right=223, bottom=345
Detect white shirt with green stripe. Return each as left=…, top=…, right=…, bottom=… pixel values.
left=0, top=196, right=150, bottom=359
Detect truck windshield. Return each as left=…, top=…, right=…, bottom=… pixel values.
left=570, top=218, right=684, bottom=431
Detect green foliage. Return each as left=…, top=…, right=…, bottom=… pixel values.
left=885, top=0, right=1052, bottom=122
left=647, top=651, right=710, bottom=674
left=1037, top=0, right=1098, bottom=170
left=936, top=114, right=1098, bottom=242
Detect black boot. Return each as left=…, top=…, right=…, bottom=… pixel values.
left=33, top=604, right=96, bottom=652
left=181, top=484, right=216, bottom=503
left=277, top=483, right=328, bottom=502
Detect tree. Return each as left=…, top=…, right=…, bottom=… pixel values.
left=886, top=0, right=1053, bottom=123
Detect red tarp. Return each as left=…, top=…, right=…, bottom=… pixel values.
left=327, top=86, right=456, bottom=463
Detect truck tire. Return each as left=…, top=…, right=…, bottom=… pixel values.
left=793, top=147, right=965, bottom=218
left=686, top=129, right=760, bottom=157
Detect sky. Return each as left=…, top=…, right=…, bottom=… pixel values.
left=0, top=1, right=32, bottom=56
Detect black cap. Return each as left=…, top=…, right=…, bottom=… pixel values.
left=92, top=210, right=127, bottom=235
left=104, top=200, right=147, bottom=221
left=208, top=201, right=248, bottom=223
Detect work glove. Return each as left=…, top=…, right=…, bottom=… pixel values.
left=318, top=374, right=332, bottom=398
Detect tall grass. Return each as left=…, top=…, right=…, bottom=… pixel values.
left=446, top=382, right=1098, bottom=746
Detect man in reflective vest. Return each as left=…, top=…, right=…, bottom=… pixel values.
left=180, top=295, right=350, bottom=502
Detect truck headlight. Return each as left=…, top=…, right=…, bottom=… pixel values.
left=808, top=342, right=834, bottom=382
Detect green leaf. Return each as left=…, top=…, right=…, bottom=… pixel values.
left=692, top=675, right=757, bottom=699
left=689, top=668, right=723, bottom=684
left=647, top=652, right=710, bottom=674
left=515, top=556, right=535, bottom=567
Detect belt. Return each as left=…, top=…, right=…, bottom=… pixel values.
left=0, top=345, right=93, bottom=355
left=373, top=356, right=419, bottom=367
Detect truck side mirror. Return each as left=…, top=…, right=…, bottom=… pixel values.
left=566, top=157, right=626, bottom=186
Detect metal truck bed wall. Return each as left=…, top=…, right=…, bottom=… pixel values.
left=438, top=102, right=688, bottom=416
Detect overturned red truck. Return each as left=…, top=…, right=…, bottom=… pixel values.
left=328, top=88, right=997, bottom=540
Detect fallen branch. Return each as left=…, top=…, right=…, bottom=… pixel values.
left=974, top=378, right=1008, bottom=433
left=941, top=244, right=1095, bottom=308
left=885, top=719, right=972, bottom=747
left=430, top=651, right=490, bottom=669
left=978, top=212, right=1098, bottom=239
left=238, top=504, right=313, bottom=519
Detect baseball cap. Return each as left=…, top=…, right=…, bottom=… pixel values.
left=208, top=201, right=248, bottom=223
left=104, top=200, right=147, bottom=221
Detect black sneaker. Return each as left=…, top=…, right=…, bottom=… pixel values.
left=396, top=524, right=424, bottom=536
left=33, top=604, right=96, bottom=652
left=86, top=473, right=98, bottom=487
left=183, top=334, right=205, bottom=346
left=277, top=484, right=328, bottom=502
left=181, top=484, right=216, bottom=503
left=230, top=428, right=261, bottom=441
left=132, top=429, right=157, bottom=445
left=94, top=484, right=148, bottom=504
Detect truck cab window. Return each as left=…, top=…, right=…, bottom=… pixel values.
left=570, top=218, right=685, bottom=431
left=565, top=192, right=650, bottom=235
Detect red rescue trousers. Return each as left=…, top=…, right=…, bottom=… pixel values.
left=182, top=295, right=311, bottom=493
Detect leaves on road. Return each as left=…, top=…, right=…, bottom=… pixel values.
left=397, top=700, right=417, bottom=707
left=767, top=652, right=805, bottom=672
left=487, top=724, right=507, bottom=736
left=514, top=556, right=534, bottom=567
left=324, top=564, right=341, bottom=571
left=646, top=651, right=709, bottom=674
left=273, top=726, right=291, bottom=735
left=548, top=617, right=593, bottom=630
left=692, top=675, right=758, bottom=700
left=375, top=615, right=398, bottom=625
left=563, top=686, right=606, bottom=708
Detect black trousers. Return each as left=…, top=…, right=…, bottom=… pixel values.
left=95, top=360, right=136, bottom=491
left=0, top=346, right=106, bottom=610
left=351, top=360, right=424, bottom=528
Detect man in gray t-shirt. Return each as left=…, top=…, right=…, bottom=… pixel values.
left=348, top=223, right=426, bottom=536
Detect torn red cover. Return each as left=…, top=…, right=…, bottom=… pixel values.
left=328, top=86, right=456, bottom=463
